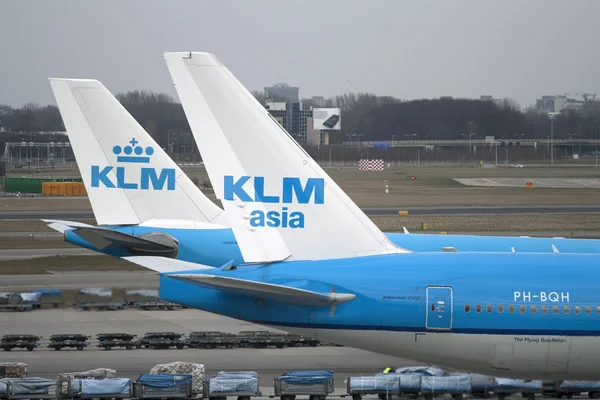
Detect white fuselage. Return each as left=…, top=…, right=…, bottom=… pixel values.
left=275, top=327, right=592, bottom=380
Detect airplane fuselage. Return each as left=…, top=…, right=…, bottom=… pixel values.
left=64, top=224, right=600, bottom=268
left=158, top=251, right=600, bottom=380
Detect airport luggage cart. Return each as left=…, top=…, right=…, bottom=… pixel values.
left=96, top=333, right=140, bottom=350
left=57, top=378, right=131, bottom=400
left=207, top=371, right=261, bottom=400
left=135, top=300, right=181, bottom=311
left=186, top=332, right=238, bottom=349
left=554, top=381, right=600, bottom=399
left=4, top=377, right=57, bottom=400
left=237, top=331, right=287, bottom=349
left=346, top=374, right=401, bottom=400
left=236, top=331, right=271, bottom=349
left=31, top=289, right=64, bottom=309
left=48, top=334, right=89, bottom=351
left=0, top=293, right=34, bottom=312
left=274, top=371, right=334, bottom=400
left=420, top=375, right=472, bottom=400
left=1, top=335, right=41, bottom=351
left=76, top=288, right=124, bottom=311
left=139, top=332, right=186, bottom=349
left=285, top=334, right=319, bottom=348
left=494, top=378, right=546, bottom=400
left=451, top=373, right=495, bottom=398
left=133, top=374, right=192, bottom=400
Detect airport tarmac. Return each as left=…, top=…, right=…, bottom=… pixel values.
left=454, top=177, right=600, bottom=188
left=0, top=308, right=411, bottom=387
left=5, top=205, right=600, bottom=220
left=0, top=271, right=158, bottom=290
left=0, top=248, right=96, bottom=260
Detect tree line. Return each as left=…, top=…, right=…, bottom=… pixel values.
left=2, top=91, right=600, bottom=149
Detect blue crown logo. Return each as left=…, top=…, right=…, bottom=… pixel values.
left=112, top=138, right=154, bottom=163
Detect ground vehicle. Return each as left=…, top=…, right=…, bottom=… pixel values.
left=96, top=333, right=140, bottom=350
left=139, top=332, right=185, bottom=349
left=48, top=334, right=89, bottom=351
left=186, top=331, right=237, bottom=349
left=1, top=334, right=40, bottom=351
left=237, top=331, right=287, bottom=349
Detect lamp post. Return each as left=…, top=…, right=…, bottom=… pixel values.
left=548, top=112, right=559, bottom=165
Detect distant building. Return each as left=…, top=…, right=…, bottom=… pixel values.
left=535, top=94, right=592, bottom=114
left=265, top=83, right=299, bottom=103
left=261, top=83, right=330, bottom=145
left=536, top=95, right=568, bottom=113
left=480, top=95, right=503, bottom=107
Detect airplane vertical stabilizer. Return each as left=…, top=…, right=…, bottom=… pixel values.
left=163, top=52, right=409, bottom=263
left=48, top=78, right=229, bottom=228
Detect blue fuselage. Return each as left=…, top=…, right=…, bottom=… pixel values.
left=157, top=251, right=600, bottom=379
left=65, top=225, right=600, bottom=267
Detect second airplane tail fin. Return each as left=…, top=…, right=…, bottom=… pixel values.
left=164, top=52, right=409, bottom=263
left=48, top=78, right=229, bottom=228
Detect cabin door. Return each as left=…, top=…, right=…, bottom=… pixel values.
left=425, top=286, right=453, bottom=330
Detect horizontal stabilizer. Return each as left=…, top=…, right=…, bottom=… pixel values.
left=167, top=274, right=357, bottom=307
left=43, top=219, right=94, bottom=234
left=72, top=227, right=176, bottom=255
left=123, top=256, right=214, bottom=274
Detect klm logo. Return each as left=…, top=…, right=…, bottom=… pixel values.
left=91, top=138, right=175, bottom=191
left=224, top=176, right=325, bottom=229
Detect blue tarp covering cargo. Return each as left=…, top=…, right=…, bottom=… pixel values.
left=280, top=371, right=333, bottom=385
left=6, top=378, right=54, bottom=395
left=395, top=366, right=445, bottom=377
left=495, top=379, right=543, bottom=390
left=31, top=289, right=63, bottom=296
left=18, top=293, right=41, bottom=303
left=421, top=376, right=472, bottom=392
left=399, top=375, right=422, bottom=390
left=560, top=381, right=600, bottom=389
left=80, top=378, right=131, bottom=395
left=349, top=375, right=401, bottom=391
left=136, top=374, right=191, bottom=388
left=449, top=373, right=495, bottom=391
left=214, top=372, right=258, bottom=379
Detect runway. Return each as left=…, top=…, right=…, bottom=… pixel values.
left=0, top=308, right=411, bottom=386
left=3, top=205, right=600, bottom=220
left=454, top=177, right=600, bottom=188
left=0, top=271, right=158, bottom=290
left=0, top=248, right=96, bottom=260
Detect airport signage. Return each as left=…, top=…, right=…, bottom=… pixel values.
left=313, top=108, right=341, bottom=130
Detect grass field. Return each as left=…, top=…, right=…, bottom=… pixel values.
left=3, top=165, right=600, bottom=210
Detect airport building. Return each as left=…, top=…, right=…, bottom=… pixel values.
left=262, top=83, right=337, bottom=146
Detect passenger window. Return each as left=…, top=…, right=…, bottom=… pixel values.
left=498, top=305, right=504, bottom=313
left=575, top=306, right=581, bottom=315
left=564, top=306, right=570, bottom=314
left=530, top=305, right=537, bottom=314
left=520, top=305, right=526, bottom=314
left=464, top=305, right=471, bottom=312
left=509, top=305, right=515, bottom=313
left=476, top=304, right=482, bottom=313
left=542, top=305, right=548, bottom=314
left=596, top=306, right=600, bottom=314
left=553, top=305, right=559, bottom=314
left=486, top=304, right=492, bottom=313
left=586, top=306, right=592, bottom=315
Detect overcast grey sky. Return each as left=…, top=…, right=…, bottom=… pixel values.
left=1, top=1, right=598, bottom=108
